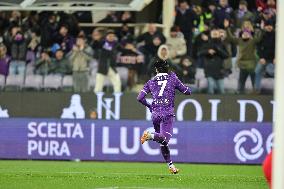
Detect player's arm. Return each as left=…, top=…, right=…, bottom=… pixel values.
left=174, top=74, right=192, bottom=95
left=137, top=82, right=152, bottom=109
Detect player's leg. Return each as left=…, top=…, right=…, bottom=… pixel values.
left=140, top=116, right=160, bottom=144
left=154, top=116, right=179, bottom=174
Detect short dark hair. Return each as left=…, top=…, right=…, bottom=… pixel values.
left=154, top=58, right=169, bottom=73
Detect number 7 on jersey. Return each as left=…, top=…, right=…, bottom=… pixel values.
left=158, top=80, right=168, bottom=96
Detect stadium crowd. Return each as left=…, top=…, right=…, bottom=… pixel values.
left=0, top=0, right=276, bottom=94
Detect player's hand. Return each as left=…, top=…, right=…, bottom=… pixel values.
left=259, top=58, right=266, bottom=65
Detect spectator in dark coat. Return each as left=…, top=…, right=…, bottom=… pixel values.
left=117, top=41, right=144, bottom=90
left=255, top=20, right=275, bottom=93
left=50, top=49, right=72, bottom=76
left=192, top=21, right=210, bottom=67
left=177, top=56, right=196, bottom=85
left=90, top=28, right=104, bottom=56
left=213, top=0, right=234, bottom=28
left=136, top=23, right=166, bottom=80
left=94, top=30, right=122, bottom=93
left=198, top=28, right=229, bottom=94
left=9, top=31, right=29, bottom=75
left=40, top=13, right=58, bottom=48
left=174, top=0, right=198, bottom=56
left=234, top=0, right=255, bottom=29
left=55, top=25, right=76, bottom=54
left=34, top=50, right=52, bottom=76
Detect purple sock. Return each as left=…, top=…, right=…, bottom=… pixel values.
left=160, top=145, right=171, bottom=163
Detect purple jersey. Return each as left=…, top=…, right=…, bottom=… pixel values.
left=137, top=72, right=191, bottom=117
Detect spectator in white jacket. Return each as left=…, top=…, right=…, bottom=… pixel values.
left=166, top=26, right=187, bottom=64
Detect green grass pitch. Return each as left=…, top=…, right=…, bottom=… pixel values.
left=0, top=160, right=267, bottom=189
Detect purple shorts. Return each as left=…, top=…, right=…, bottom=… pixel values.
left=152, top=115, right=174, bottom=143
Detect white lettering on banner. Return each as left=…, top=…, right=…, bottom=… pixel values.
left=177, top=99, right=202, bottom=121
left=238, top=100, right=264, bottom=122
left=100, top=126, right=178, bottom=156
left=96, top=92, right=122, bottom=120
left=208, top=100, right=221, bottom=121
left=120, top=127, right=140, bottom=155
left=27, top=122, right=84, bottom=138
left=28, top=140, right=70, bottom=156
left=233, top=129, right=264, bottom=162
left=27, top=122, right=84, bottom=157
left=102, top=127, right=120, bottom=154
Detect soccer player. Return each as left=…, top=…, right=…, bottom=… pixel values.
left=137, top=58, right=192, bottom=174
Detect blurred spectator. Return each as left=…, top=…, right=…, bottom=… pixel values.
left=22, top=11, right=40, bottom=33
left=255, top=20, right=275, bottom=93
left=241, top=20, right=254, bottom=33
left=166, top=26, right=187, bottom=64
left=120, top=11, right=133, bottom=23
left=100, top=11, right=119, bottom=23
left=0, top=44, right=10, bottom=76
left=55, top=25, right=76, bottom=54
left=213, top=0, right=233, bottom=28
left=9, top=11, right=22, bottom=28
left=8, top=31, right=29, bottom=75
left=148, top=45, right=181, bottom=76
left=117, top=41, right=144, bottom=90
left=69, top=36, right=93, bottom=92
left=174, top=0, right=198, bottom=56
left=219, top=29, right=232, bottom=76
left=195, top=4, right=214, bottom=33
left=117, top=23, right=134, bottom=43
left=34, top=50, right=52, bottom=75
left=177, top=56, right=196, bottom=85
left=0, top=12, right=9, bottom=36
left=50, top=49, right=72, bottom=76
left=198, top=27, right=228, bottom=94
left=224, top=19, right=263, bottom=93
left=234, top=0, right=255, bottom=29
left=40, top=13, right=57, bottom=48
left=90, top=28, right=104, bottom=55
left=192, top=22, right=210, bottom=67
left=27, top=28, right=41, bottom=63
left=136, top=23, right=166, bottom=79
left=94, top=30, right=122, bottom=93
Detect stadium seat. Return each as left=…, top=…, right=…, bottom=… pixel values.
left=117, top=67, right=128, bottom=87
left=224, top=78, right=238, bottom=92
left=198, top=77, right=208, bottom=91
left=62, top=75, right=73, bottom=88
left=245, top=78, right=254, bottom=91
left=24, top=75, right=43, bottom=89
left=195, top=68, right=205, bottom=80
left=89, top=75, right=96, bottom=89
left=5, top=75, right=25, bottom=89
left=25, top=63, right=35, bottom=75
left=261, top=78, right=274, bottom=90
left=0, top=75, right=5, bottom=89
left=43, top=75, right=62, bottom=89
left=91, top=67, right=98, bottom=76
